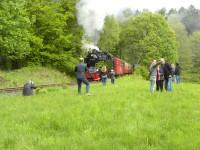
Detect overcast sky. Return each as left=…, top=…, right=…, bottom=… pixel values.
left=84, top=0, right=199, bottom=13
left=77, top=0, right=199, bottom=43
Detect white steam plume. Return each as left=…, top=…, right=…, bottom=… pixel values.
left=76, top=0, right=105, bottom=44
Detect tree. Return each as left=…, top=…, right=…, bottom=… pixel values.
left=0, top=0, right=31, bottom=69
left=118, top=13, right=178, bottom=65
left=117, top=8, right=136, bottom=23
left=157, top=8, right=167, bottom=16
left=168, top=14, right=193, bottom=73
left=97, top=16, right=120, bottom=55
left=180, top=5, right=200, bottom=34
left=0, top=0, right=83, bottom=74
left=190, top=32, right=200, bottom=73
left=168, top=8, right=177, bottom=15
left=25, top=0, right=83, bottom=74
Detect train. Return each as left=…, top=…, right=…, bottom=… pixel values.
left=84, top=49, right=133, bottom=81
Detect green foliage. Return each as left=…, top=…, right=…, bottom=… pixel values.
left=118, top=13, right=178, bottom=66
left=0, top=0, right=83, bottom=74
left=168, top=15, right=193, bottom=80
left=25, top=0, right=83, bottom=73
left=190, top=31, right=200, bottom=73
left=96, top=60, right=113, bottom=70
left=39, top=52, right=78, bottom=75
left=134, top=65, right=149, bottom=80
left=0, top=0, right=31, bottom=69
left=167, top=6, right=200, bottom=82
left=0, top=77, right=200, bottom=149
left=97, top=16, right=121, bottom=55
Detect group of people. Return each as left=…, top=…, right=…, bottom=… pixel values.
left=74, top=57, right=116, bottom=95
left=98, top=65, right=115, bottom=86
left=23, top=57, right=181, bottom=96
left=75, top=57, right=181, bottom=95
left=149, top=58, right=181, bottom=93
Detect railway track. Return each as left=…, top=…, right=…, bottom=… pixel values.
left=0, top=83, right=76, bottom=93
left=0, top=80, right=101, bottom=94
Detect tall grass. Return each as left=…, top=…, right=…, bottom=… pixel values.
left=0, top=76, right=200, bottom=150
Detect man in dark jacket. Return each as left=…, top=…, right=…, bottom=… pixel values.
left=74, top=57, right=90, bottom=95
left=175, top=63, right=181, bottom=84
left=161, top=58, right=172, bottom=91
left=110, top=69, right=115, bottom=84
left=23, top=80, right=37, bottom=96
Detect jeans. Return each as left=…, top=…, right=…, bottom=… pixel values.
left=176, top=75, right=180, bottom=84
left=172, top=75, right=176, bottom=82
left=101, top=75, right=107, bottom=86
left=150, top=79, right=156, bottom=93
left=167, top=78, right=172, bottom=91
left=77, top=78, right=89, bottom=94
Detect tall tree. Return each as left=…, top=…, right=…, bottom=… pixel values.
left=0, top=0, right=31, bottom=69
left=26, top=0, right=83, bottom=73
left=118, top=13, right=177, bottom=65
left=180, top=5, right=200, bottom=34
left=190, top=31, right=200, bottom=73
left=97, top=16, right=120, bottom=55
left=168, top=15, right=193, bottom=73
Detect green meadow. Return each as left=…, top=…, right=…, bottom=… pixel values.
left=0, top=76, right=200, bottom=150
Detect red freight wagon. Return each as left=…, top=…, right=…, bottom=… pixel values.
left=113, top=57, right=133, bottom=75
left=113, top=57, right=123, bottom=75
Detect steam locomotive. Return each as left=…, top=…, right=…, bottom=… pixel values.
left=84, top=49, right=133, bottom=81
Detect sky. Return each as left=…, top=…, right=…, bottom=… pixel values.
left=83, top=0, right=200, bottom=13
left=77, top=0, right=200, bottom=43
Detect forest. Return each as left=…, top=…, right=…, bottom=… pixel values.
left=98, top=5, right=200, bottom=82
left=0, top=0, right=83, bottom=75
left=0, top=0, right=199, bottom=82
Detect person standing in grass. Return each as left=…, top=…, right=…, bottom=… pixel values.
left=149, top=60, right=161, bottom=93
left=156, top=65, right=164, bottom=92
left=74, top=57, right=90, bottom=95
left=171, top=63, right=176, bottom=82
left=101, top=65, right=107, bottom=86
left=110, top=69, right=115, bottom=84
left=175, top=63, right=181, bottom=84
left=161, top=58, right=172, bottom=92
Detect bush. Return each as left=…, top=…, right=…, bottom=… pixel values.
left=38, top=52, right=78, bottom=76
left=135, top=65, right=149, bottom=80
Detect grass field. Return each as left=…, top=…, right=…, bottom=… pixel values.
left=0, top=76, right=200, bottom=150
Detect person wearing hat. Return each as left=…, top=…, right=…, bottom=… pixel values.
left=175, top=63, right=181, bottom=84
left=74, top=57, right=90, bottom=95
